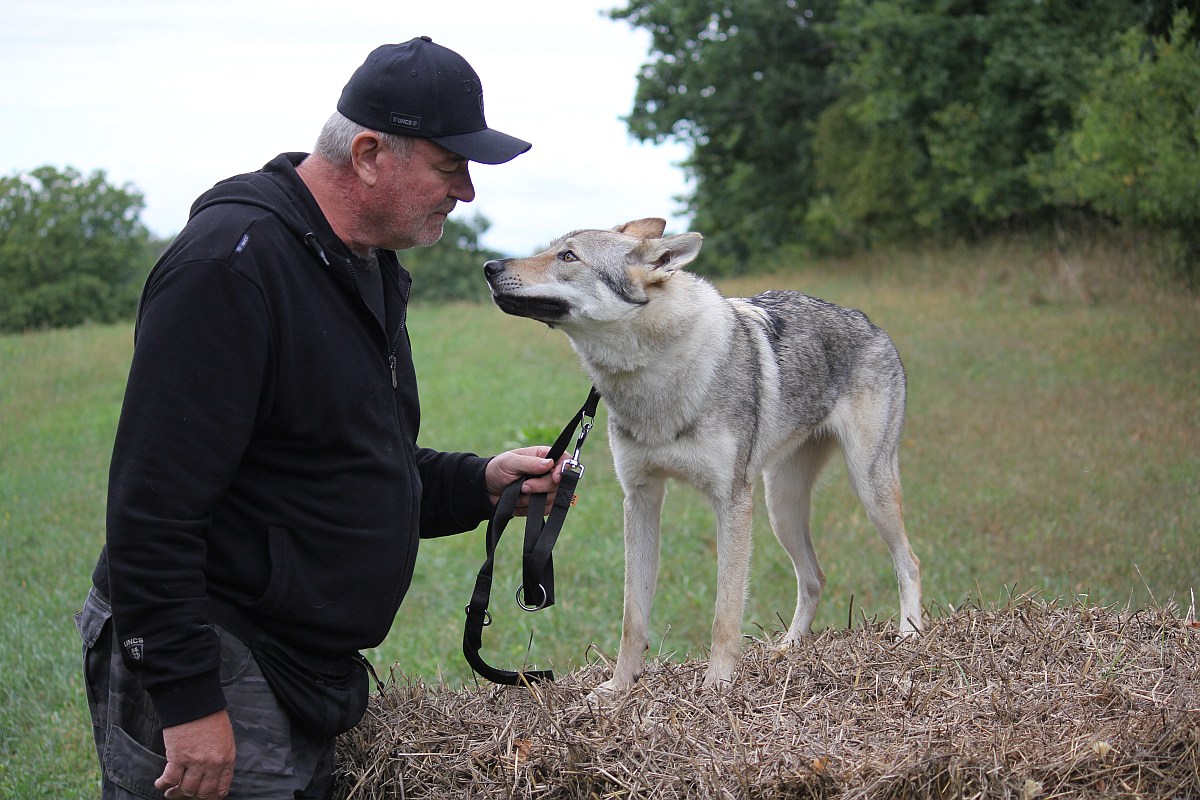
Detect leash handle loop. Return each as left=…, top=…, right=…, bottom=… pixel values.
left=462, top=386, right=600, bottom=686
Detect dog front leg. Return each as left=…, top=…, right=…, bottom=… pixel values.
left=598, top=476, right=667, bottom=695
left=704, top=482, right=755, bottom=688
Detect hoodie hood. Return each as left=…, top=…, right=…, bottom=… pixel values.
left=190, top=152, right=351, bottom=270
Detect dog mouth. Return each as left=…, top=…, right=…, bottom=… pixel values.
left=490, top=292, right=571, bottom=323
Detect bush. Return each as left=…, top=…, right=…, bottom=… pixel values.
left=0, top=166, right=153, bottom=332
left=2, top=274, right=134, bottom=330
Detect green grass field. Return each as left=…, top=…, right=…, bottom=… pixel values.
left=2, top=247, right=1197, bottom=798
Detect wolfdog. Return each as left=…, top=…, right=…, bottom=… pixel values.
left=484, top=218, right=922, bottom=694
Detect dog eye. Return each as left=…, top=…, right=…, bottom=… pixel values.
left=559, top=250, right=578, bottom=263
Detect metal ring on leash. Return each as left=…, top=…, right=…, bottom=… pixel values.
left=515, top=584, right=548, bottom=612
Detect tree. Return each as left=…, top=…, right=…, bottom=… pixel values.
left=611, top=0, right=840, bottom=274
left=1046, top=10, right=1200, bottom=279
left=0, top=165, right=153, bottom=332
left=808, top=0, right=1143, bottom=249
left=614, top=0, right=1200, bottom=272
left=1143, top=0, right=1200, bottom=42
left=401, top=212, right=505, bottom=302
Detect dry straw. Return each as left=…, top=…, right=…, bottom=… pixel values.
left=335, top=593, right=1199, bottom=799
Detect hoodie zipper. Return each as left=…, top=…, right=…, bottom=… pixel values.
left=297, top=220, right=421, bottom=636
left=336, top=250, right=393, bottom=361
left=343, top=250, right=419, bottom=614
left=305, top=232, right=409, bottom=431
left=306, top=233, right=406, bottom=391
left=376, top=270, right=416, bottom=620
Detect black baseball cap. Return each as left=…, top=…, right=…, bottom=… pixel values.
left=337, top=37, right=532, bottom=165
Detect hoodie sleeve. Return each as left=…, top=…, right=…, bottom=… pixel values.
left=106, top=254, right=270, bottom=727
left=413, top=448, right=494, bottom=538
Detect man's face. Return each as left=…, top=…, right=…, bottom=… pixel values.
left=369, top=138, right=475, bottom=251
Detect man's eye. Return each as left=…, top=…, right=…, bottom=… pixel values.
left=560, top=250, right=578, bottom=263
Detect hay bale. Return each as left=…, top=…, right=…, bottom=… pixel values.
left=334, top=595, right=1199, bottom=799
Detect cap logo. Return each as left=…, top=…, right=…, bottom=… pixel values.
left=389, top=112, right=421, bottom=131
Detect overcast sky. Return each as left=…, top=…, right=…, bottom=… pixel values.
left=0, top=0, right=693, bottom=256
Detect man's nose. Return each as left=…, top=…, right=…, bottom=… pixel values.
left=453, top=166, right=476, bottom=203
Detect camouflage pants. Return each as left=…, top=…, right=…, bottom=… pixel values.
left=76, top=588, right=336, bottom=799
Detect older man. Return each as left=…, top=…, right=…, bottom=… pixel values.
left=77, top=38, right=553, bottom=799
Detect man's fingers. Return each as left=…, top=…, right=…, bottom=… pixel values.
left=520, top=466, right=564, bottom=493
left=156, top=763, right=185, bottom=794
left=157, top=712, right=236, bottom=799
left=158, top=766, right=233, bottom=800
left=161, top=769, right=200, bottom=799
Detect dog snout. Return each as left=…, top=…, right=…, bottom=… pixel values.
left=483, top=259, right=509, bottom=279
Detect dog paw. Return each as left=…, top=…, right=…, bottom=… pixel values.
left=776, top=633, right=805, bottom=651
left=701, top=668, right=735, bottom=691
left=766, top=641, right=794, bottom=662
left=586, top=678, right=629, bottom=704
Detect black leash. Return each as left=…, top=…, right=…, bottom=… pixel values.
left=463, top=386, right=601, bottom=685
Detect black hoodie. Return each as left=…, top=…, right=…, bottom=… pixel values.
left=93, top=153, right=493, bottom=727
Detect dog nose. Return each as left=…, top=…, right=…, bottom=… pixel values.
left=483, top=259, right=507, bottom=278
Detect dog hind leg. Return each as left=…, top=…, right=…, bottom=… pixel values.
left=840, top=404, right=923, bottom=635
left=763, top=436, right=839, bottom=644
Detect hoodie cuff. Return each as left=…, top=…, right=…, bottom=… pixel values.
left=462, top=455, right=496, bottom=524
left=147, top=669, right=227, bottom=729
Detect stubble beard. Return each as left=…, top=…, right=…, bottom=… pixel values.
left=413, top=214, right=448, bottom=248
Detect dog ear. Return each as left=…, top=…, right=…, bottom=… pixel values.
left=614, top=218, right=667, bottom=240
left=631, top=232, right=704, bottom=280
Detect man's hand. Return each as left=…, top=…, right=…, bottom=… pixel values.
left=485, top=446, right=568, bottom=516
left=155, top=710, right=236, bottom=799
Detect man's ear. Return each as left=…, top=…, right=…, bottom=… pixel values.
left=349, top=132, right=385, bottom=187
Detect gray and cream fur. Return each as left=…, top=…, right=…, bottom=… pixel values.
left=484, top=218, right=922, bottom=694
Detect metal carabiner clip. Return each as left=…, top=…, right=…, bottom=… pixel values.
left=561, top=419, right=593, bottom=479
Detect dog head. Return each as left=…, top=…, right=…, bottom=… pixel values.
left=483, top=218, right=703, bottom=329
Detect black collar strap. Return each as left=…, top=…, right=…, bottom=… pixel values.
left=463, top=386, right=601, bottom=685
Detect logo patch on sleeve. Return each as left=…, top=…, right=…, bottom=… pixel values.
left=122, top=636, right=145, bottom=662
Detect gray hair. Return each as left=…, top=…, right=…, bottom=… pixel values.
left=313, top=112, right=414, bottom=166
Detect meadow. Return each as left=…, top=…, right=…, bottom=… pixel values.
left=1, top=243, right=1196, bottom=798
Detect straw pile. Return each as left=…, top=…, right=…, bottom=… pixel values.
left=334, top=595, right=1199, bottom=799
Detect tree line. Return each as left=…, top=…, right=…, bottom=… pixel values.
left=6, top=2, right=1197, bottom=330
left=611, top=0, right=1200, bottom=277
